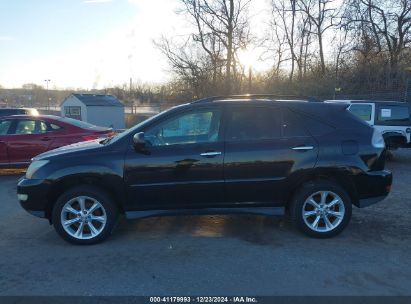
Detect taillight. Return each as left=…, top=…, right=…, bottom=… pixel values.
left=81, top=135, right=99, bottom=141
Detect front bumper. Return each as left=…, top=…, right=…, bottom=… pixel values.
left=354, top=170, right=392, bottom=208
left=17, top=177, right=51, bottom=218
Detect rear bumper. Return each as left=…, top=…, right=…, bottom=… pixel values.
left=354, top=170, right=392, bottom=208
left=17, top=177, right=51, bottom=218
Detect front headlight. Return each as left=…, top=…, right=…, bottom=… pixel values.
left=26, top=160, right=49, bottom=179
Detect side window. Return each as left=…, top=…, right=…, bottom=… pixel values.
left=377, top=106, right=410, bottom=122
left=226, top=106, right=281, bottom=141
left=14, top=120, right=47, bottom=135
left=348, top=104, right=372, bottom=121
left=282, top=108, right=308, bottom=137
left=0, top=120, right=12, bottom=135
left=39, top=121, right=48, bottom=133
left=145, top=109, right=221, bottom=146
left=49, top=123, right=63, bottom=131
left=282, top=108, right=333, bottom=136
left=64, top=106, right=82, bottom=121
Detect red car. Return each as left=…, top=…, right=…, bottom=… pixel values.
left=0, top=115, right=114, bottom=167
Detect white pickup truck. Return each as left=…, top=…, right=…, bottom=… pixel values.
left=324, top=100, right=411, bottom=150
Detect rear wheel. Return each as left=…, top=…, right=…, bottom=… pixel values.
left=52, top=185, right=119, bottom=245
left=289, top=181, right=352, bottom=238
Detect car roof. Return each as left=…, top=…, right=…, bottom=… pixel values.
left=188, top=98, right=333, bottom=110
left=191, top=94, right=320, bottom=104
left=0, top=114, right=60, bottom=120
left=0, top=107, right=37, bottom=110
left=324, top=99, right=408, bottom=105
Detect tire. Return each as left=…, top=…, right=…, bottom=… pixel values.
left=52, top=185, right=119, bottom=245
left=289, top=180, right=352, bottom=238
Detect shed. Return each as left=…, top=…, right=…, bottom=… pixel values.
left=61, top=93, right=125, bottom=129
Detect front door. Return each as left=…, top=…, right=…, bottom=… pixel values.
left=124, top=106, right=224, bottom=210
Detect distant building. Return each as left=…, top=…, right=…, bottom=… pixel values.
left=61, top=93, right=125, bottom=129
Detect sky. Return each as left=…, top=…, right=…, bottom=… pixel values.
left=0, top=0, right=193, bottom=89
left=0, top=0, right=307, bottom=90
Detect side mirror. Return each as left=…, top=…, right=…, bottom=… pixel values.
left=133, top=132, right=146, bottom=151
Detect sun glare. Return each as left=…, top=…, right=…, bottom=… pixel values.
left=237, top=48, right=263, bottom=71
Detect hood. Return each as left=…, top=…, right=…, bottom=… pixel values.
left=34, top=139, right=104, bottom=160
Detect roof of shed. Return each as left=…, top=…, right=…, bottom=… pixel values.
left=69, top=93, right=124, bottom=107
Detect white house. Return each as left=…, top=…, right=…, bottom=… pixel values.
left=61, top=93, right=125, bottom=129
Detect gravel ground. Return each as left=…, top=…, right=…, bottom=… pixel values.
left=0, top=150, right=410, bottom=296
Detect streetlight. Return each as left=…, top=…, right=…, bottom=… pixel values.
left=44, top=79, right=51, bottom=110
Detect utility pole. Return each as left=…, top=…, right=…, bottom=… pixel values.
left=44, top=79, right=51, bottom=110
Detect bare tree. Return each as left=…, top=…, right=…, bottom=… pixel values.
left=155, top=36, right=214, bottom=97
left=262, top=18, right=290, bottom=77
left=165, top=0, right=252, bottom=94
left=299, top=0, right=341, bottom=76
left=343, top=0, right=411, bottom=88
left=270, top=0, right=314, bottom=81
left=360, top=0, right=410, bottom=75
left=270, top=0, right=299, bottom=81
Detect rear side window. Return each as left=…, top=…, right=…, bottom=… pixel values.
left=282, top=108, right=308, bottom=137
left=226, top=106, right=281, bottom=141
left=377, top=105, right=410, bottom=122
left=49, top=123, right=62, bottom=131
left=283, top=108, right=334, bottom=136
left=349, top=104, right=372, bottom=121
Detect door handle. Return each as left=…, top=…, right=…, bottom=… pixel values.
left=41, top=137, right=51, bottom=141
left=200, top=151, right=222, bottom=157
left=292, top=146, right=314, bottom=151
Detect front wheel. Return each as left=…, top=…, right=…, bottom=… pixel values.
left=289, top=181, right=352, bottom=238
left=52, top=185, right=119, bottom=245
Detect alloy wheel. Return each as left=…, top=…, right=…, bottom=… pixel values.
left=302, top=191, right=345, bottom=233
left=60, top=196, right=107, bottom=240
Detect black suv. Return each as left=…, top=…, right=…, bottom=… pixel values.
left=17, top=96, right=392, bottom=244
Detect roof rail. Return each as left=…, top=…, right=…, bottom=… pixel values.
left=191, top=94, right=320, bottom=103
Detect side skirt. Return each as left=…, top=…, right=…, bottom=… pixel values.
left=125, top=206, right=285, bottom=219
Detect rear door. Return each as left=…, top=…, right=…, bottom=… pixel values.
left=223, top=105, right=318, bottom=204
left=0, top=119, right=13, bottom=166
left=6, top=119, right=52, bottom=164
